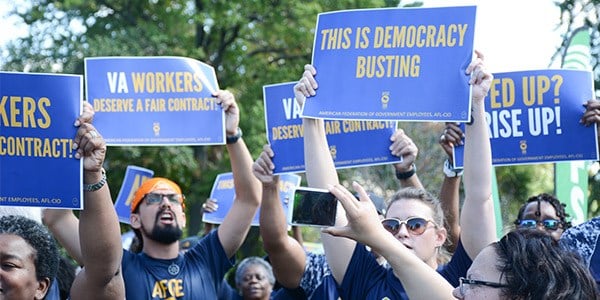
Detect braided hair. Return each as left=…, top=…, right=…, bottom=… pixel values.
left=514, top=193, right=571, bottom=229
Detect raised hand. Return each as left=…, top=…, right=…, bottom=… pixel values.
left=214, top=90, right=239, bottom=135
left=252, top=144, right=279, bottom=186
left=293, top=64, right=318, bottom=108
left=438, top=122, right=464, bottom=160
left=390, top=128, right=418, bottom=172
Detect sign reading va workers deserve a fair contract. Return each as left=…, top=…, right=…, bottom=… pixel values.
left=85, top=57, right=224, bottom=146
left=302, top=6, right=475, bottom=122
left=264, top=82, right=400, bottom=174
left=203, top=172, right=301, bottom=226
left=0, top=72, right=83, bottom=209
left=453, top=69, right=598, bottom=167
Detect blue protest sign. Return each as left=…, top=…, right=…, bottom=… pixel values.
left=302, top=6, right=476, bottom=121
left=202, top=172, right=301, bottom=226
left=0, top=72, right=83, bottom=209
left=114, top=165, right=154, bottom=224
left=85, top=56, right=225, bottom=146
left=264, top=82, right=401, bottom=174
left=454, top=69, right=598, bottom=167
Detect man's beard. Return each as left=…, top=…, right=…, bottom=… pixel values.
left=142, top=209, right=183, bottom=244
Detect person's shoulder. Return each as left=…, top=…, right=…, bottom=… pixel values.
left=562, top=217, right=600, bottom=244
left=560, top=217, right=600, bottom=266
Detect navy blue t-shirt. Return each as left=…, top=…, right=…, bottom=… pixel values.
left=340, top=239, right=472, bottom=299
left=121, top=231, right=234, bottom=299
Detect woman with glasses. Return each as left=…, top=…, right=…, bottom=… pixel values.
left=513, top=193, right=570, bottom=240
left=296, top=50, right=497, bottom=299
left=453, top=229, right=597, bottom=299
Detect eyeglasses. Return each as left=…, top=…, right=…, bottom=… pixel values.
left=144, top=193, right=185, bottom=206
left=381, top=217, right=437, bottom=236
left=517, top=219, right=562, bottom=231
left=459, top=277, right=508, bottom=296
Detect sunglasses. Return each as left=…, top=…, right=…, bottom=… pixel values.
left=381, top=217, right=436, bottom=236
left=517, top=219, right=562, bottom=231
left=144, top=193, right=185, bottom=206
left=458, top=277, right=508, bottom=296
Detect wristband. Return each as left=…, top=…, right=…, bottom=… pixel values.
left=83, top=168, right=107, bottom=192
left=443, top=159, right=464, bottom=178
left=226, top=127, right=243, bottom=144
left=395, top=163, right=416, bottom=180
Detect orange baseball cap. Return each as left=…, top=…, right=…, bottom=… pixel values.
left=131, top=177, right=184, bottom=213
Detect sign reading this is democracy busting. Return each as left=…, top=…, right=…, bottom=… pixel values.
left=85, top=56, right=225, bottom=146
left=0, top=72, right=83, bottom=209
left=302, top=6, right=476, bottom=122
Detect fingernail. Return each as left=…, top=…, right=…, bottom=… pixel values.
left=72, top=143, right=78, bottom=150
left=74, top=120, right=80, bottom=126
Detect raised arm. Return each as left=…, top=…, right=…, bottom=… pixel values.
left=460, top=51, right=497, bottom=259
left=438, top=122, right=464, bottom=252
left=253, top=144, right=307, bottom=288
left=295, top=64, right=355, bottom=284
left=70, top=115, right=124, bottom=298
left=42, top=209, right=83, bottom=265
left=390, top=128, right=423, bottom=189
left=323, top=182, right=455, bottom=300
left=215, top=90, right=262, bottom=258
left=42, top=103, right=98, bottom=266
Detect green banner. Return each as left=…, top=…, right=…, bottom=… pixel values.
left=555, top=27, right=591, bottom=225
left=555, top=161, right=589, bottom=225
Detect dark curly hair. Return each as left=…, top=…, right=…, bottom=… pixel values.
left=494, top=229, right=598, bottom=299
left=514, top=193, right=571, bottom=229
left=0, top=215, right=59, bottom=283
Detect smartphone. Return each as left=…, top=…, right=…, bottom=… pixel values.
left=290, top=187, right=338, bottom=227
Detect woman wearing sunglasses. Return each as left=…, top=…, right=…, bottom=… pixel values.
left=296, top=50, right=497, bottom=299
left=513, top=193, right=571, bottom=240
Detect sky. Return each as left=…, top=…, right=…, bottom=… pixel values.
left=0, top=0, right=565, bottom=72
left=421, top=0, right=564, bottom=72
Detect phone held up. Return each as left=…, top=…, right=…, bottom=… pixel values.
left=291, top=187, right=338, bottom=227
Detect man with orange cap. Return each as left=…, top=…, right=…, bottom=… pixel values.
left=45, top=90, right=261, bottom=299
left=120, top=90, right=261, bottom=299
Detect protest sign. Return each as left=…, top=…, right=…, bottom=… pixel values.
left=264, top=82, right=401, bottom=174
left=302, top=6, right=476, bottom=122
left=453, top=69, right=598, bottom=167
left=203, top=172, right=301, bottom=226
left=85, top=56, right=224, bottom=146
left=0, top=72, right=83, bottom=209
left=114, top=165, right=154, bottom=224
